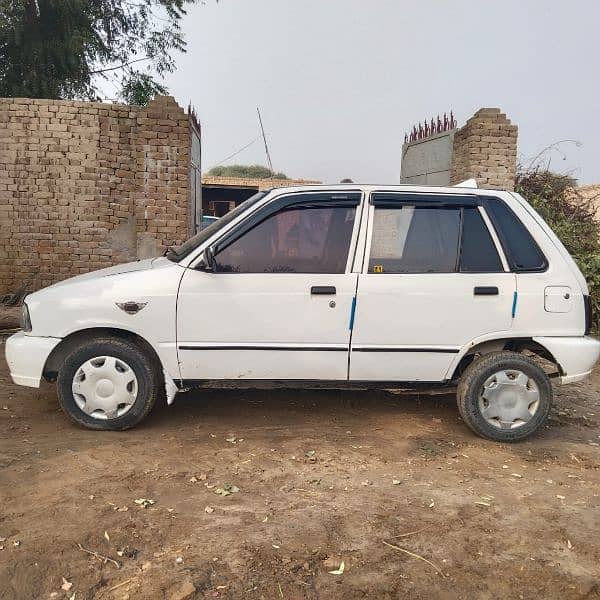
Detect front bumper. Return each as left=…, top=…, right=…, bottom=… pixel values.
left=534, top=335, right=600, bottom=384
left=5, top=332, right=61, bottom=387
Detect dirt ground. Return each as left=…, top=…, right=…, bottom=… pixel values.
left=0, top=337, right=599, bottom=600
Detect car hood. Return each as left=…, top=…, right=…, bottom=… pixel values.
left=47, top=257, right=167, bottom=288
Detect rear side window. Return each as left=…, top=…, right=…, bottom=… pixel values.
left=460, top=208, right=503, bottom=272
left=368, top=207, right=461, bottom=273
left=484, top=197, right=547, bottom=272
left=368, top=205, right=503, bottom=274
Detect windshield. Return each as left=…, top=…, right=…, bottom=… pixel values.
left=166, top=191, right=268, bottom=262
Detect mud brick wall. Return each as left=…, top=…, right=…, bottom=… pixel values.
left=0, top=96, right=195, bottom=296
left=450, top=108, right=518, bottom=190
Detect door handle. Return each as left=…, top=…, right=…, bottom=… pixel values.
left=311, top=286, right=336, bottom=295
left=474, top=286, right=499, bottom=296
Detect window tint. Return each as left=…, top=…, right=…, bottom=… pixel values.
left=460, top=208, right=503, bottom=272
left=484, top=197, right=547, bottom=271
left=214, top=206, right=356, bottom=273
left=368, top=207, right=461, bottom=273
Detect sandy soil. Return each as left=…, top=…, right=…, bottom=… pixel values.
left=0, top=336, right=599, bottom=599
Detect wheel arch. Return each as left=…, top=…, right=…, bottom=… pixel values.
left=43, top=327, right=163, bottom=382
left=450, top=337, right=562, bottom=381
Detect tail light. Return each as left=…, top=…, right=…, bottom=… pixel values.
left=584, top=295, right=592, bottom=335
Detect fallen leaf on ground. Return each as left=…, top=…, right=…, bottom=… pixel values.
left=329, top=560, right=345, bottom=575
left=61, top=578, right=72, bottom=592
left=215, top=484, right=240, bottom=497
left=104, top=531, right=110, bottom=541
left=134, top=498, right=155, bottom=508
left=392, top=479, right=401, bottom=485
left=205, top=506, right=214, bottom=514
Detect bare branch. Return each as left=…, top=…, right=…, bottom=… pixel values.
left=90, top=56, right=151, bottom=75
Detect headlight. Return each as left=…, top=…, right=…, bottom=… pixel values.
left=20, top=303, right=32, bottom=332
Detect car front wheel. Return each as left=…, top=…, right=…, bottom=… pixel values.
left=57, top=337, right=159, bottom=430
left=457, top=351, right=553, bottom=442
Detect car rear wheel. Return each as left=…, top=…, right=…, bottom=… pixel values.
left=57, top=337, right=159, bottom=430
left=457, top=351, right=553, bottom=442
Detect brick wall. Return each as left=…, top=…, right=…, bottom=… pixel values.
left=449, top=108, right=518, bottom=190
left=201, top=175, right=320, bottom=191
left=0, top=96, right=195, bottom=296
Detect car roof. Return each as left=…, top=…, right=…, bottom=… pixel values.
left=265, top=183, right=510, bottom=197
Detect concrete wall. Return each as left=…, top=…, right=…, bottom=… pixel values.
left=400, top=130, right=455, bottom=186
left=0, top=96, right=195, bottom=296
left=400, top=107, right=518, bottom=191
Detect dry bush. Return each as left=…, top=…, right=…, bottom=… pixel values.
left=516, top=169, right=600, bottom=331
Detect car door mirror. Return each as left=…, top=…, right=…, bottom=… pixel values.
left=197, top=246, right=216, bottom=272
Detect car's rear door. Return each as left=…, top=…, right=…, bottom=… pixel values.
left=176, top=191, right=364, bottom=381
left=349, top=192, right=516, bottom=381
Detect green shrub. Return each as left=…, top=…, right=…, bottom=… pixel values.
left=515, top=169, right=600, bottom=332
left=207, top=164, right=289, bottom=180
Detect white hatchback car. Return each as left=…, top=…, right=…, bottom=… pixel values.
left=6, top=185, right=600, bottom=441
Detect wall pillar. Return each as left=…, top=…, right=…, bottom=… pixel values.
left=449, top=108, right=518, bottom=190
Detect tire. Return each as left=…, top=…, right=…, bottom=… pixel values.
left=57, top=337, right=160, bottom=430
left=457, top=351, right=553, bottom=442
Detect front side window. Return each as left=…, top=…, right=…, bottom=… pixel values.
left=214, top=205, right=356, bottom=273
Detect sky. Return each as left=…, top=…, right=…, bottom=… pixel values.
left=165, top=0, right=600, bottom=185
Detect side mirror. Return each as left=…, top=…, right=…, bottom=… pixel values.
left=197, top=246, right=216, bottom=272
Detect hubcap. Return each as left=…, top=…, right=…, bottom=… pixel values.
left=72, top=356, right=138, bottom=420
left=478, top=369, right=540, bottom=429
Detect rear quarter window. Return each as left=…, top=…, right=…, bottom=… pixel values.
left=483, top=197, right=547, bottom=272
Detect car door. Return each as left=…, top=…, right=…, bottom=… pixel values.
left=349, top=192, right=517, bottom=381
left=176, top=191, right=364, bottom=381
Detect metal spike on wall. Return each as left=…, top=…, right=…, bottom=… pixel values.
left=405, top=111, right=457, bottom=143
left=187, top=103, right=200, bottom=131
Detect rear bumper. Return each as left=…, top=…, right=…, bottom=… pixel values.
left=5, top=332, right=61, bottom=387
left=534, top=336, right=600, bottom=384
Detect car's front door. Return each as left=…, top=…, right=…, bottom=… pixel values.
left=349, top=192, right=517, bottom=381
left=176, top=192, right=363, bottom=381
